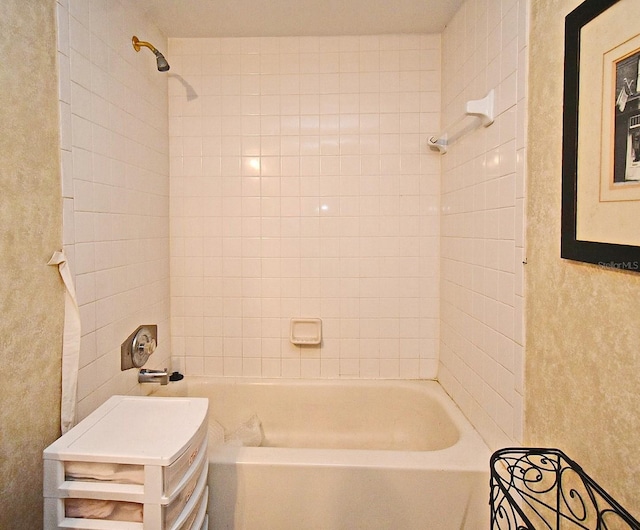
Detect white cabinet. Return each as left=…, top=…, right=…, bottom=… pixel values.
left=44, top=396, right=209, bottom=530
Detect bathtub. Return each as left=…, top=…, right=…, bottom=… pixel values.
left=151, top=378, right=490, bottom=530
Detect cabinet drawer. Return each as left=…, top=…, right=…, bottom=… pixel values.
left=164, top=420, right=207, bottom=496
left=173, top=471, right=208, bottom=530
left=165, top=457, right=207, bottom=529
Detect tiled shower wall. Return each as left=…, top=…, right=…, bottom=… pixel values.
left=438, top=0, right=528, bottom=448
left=57, top=0, right=171, bottom=420
left=168, top=35, right=441, bottom=379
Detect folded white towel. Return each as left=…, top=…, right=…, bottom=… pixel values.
left=108, top=501, right=144, bottom=522
left=65, top=499, right=143, bottom=522
left=65, top=461, right=144, bottom=484
left=65, top=498, right=115, bottom=519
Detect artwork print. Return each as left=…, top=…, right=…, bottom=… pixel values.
left=613, top=49, right=640, bottom=185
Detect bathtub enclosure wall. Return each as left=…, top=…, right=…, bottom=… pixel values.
left=438, top=0, right=528, bottom=448
left=57, top=0, right=526, bottom=450
left=57, top=0, right=172, bottom=421
left=168, top=34, right=441, bottom=381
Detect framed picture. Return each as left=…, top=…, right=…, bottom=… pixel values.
left=561, top=0, right=640, bottom=271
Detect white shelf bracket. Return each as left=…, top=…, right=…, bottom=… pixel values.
left=465, top=89, right=495, bottom=127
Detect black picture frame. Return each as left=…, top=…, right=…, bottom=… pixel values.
left=561, top=0, right=640, bottom=272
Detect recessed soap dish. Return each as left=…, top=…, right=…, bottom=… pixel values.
left=290, top=318, right=322, bottom=345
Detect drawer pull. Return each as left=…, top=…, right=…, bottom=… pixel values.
left=188, top=446, right=199, bottom=467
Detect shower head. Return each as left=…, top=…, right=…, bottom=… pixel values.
left=153, top=50, right=170, bottom=72
left=132, top=36, right=170, bottom=72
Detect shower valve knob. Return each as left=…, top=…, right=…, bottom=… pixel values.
left=121, top=325, right=158, bottom=370
left=139, top=338, right=157, bottom=355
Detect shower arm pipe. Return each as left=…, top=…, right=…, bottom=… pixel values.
left=132, top=36, right=158, bottom=53
left=428, top=89, right=495, bottom=155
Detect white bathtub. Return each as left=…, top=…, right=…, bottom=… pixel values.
left=152, top=378, right=490, bottom=530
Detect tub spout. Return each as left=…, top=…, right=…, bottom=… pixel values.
left=138, top=368, right=169, bottom=385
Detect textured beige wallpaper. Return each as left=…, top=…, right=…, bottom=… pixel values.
left=527, top=0, right=640, bottom=517
left=0, top=0, right=64, bottom=527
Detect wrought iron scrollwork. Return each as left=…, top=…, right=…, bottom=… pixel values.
left=490, top=448, right=640, bottom=530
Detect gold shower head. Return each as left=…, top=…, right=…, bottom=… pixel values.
left=132, top=36, right=170, bottom=72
